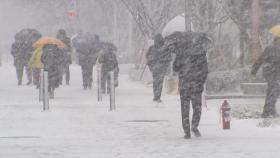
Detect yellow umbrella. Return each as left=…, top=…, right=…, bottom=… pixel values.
left=33, top=37, right=65, bottom=48
left=270, top=25, right=280, bottom=37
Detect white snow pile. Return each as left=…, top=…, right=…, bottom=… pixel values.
left=257, top=118, right=280, bottom=127
left=231, top=104, right=280, bottom=127
left=231, top=104, right=263, bottom=119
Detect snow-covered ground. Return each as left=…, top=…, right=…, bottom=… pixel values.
left=0, top=64, right=280, bottom=158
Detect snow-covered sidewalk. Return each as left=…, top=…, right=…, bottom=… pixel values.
left=0, top=65, right=280, bottom=158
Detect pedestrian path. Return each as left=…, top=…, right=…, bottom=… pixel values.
left=0, top=65, right=280, bottom=158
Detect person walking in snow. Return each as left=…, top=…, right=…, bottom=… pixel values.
left=11, top=41, right=33, bottom=85
left=29, top=47, right=44, bottom=88
left=73, top=33, right=101, bottom=89
left=56, top=29, right=72, bottom=85
left=251, top=37, right=280, bottom=118
left=172, top=32, right=209, bottom=139
left=146, top=34, right=172, bottom=103
left=98, top=42, right=119, bottom=94
left=12, top=28, right=42, bottom=86
left=41, top=44, right=62, bottom=99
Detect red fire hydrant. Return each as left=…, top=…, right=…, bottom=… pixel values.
left=221, top=100, right=231, bottom=129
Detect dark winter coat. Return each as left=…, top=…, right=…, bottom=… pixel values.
left=61, top=37, right=72, bottom=65
left=57, top=31, right=72, bottom=65
left=146, top=45, right=172, bottom=74
left=77, top=42, right=100, bottom=67
left=78, top=48, right=99, bottom=67
left=11, top=41, right=34, bottom=67
left=173, top=33, right=209, bottom=93
left=41, top=45, right=62, bottom=89
left=251, top=45, right=280, bottom=82
left=11, top=42, right=26, bottom=67
left=99, top=50, right=119, bottom=75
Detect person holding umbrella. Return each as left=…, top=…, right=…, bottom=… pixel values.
left=251, top=25, right=280, bottom=118
left=170, top=32, right=209, bottom=139
left=72, top=32, right=101, bottom=89
left=11, top=41, right=28, bottom=85
left=12, top=28, right=42, bottom=85
left=33, top=37, right=65, bottom=98
left=29, top=47, right=44, bottom=88
left=98, top=42, right=119, bottom=94
left=146, top=34, right=172, bottom=103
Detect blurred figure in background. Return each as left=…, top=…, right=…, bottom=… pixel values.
left=11, top=41, right=33, bottom=85
left=72, top=32, right=101, bottom=89
left=11, top=28, right=42, bottom=85
left=251, top=37, right=280, bottom=118
left=146, top=34, right=172, bottom=103
left=98, top=42, right=119, bottom=94
left=29, top=47, right=44, bottom=88
left=41, top=44, right=62, bottom=99
left=56, top=29, right=72, bottom=85
left=11, top=41, right=27, bottom=85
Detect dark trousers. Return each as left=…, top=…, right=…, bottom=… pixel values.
left=32, top=68, right=41, bottom=87
left=101, top=70, right=118, bottom=93
left=64, top=64, right=70, bottom=84
left=81, top=64, right=93, bottom=88
left=16, top=66, right=24, bottom=84
left=179, top=83, right=203, bottom=135
left=152, top=72, right=165, bottom=100
left=263, top=81, right=280, bottom=117
left=60, top=64, right=70, bottom=84
left=26, top=66, right=32, bottom=83
left=16, top=66, right=32, bottom=84
left=44, top=66, right=60, bottom=93
left=101, top=72, right=110, bottom=93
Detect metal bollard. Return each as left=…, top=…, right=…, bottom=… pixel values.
left=109, top=71, right=116, bottom=111
left=43, top=71, right=49, bottom=111
left=97, top=67, right=102, bottom=101
left=39, top=69, right=44, bottom=102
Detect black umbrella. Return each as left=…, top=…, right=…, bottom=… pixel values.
left=14, top=28, right=42, bottom=45
left=164, top=31, right=211, bottom=56
left=72, top=33, right=96, bottom=50
left=72, top=32, right=102, bottom=55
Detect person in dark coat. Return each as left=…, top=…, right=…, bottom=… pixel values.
left=56, top=29, right=72, bottom=85
left=146, top=34, right=172, bottom=102
left=24, top=46, right=34, bottom=85
left=251, top=37, right=280, bottom=118
left=173, top=32, right=209, bottom=139
left=12, top=28, right=42, bottom=86
left=11, top=41, right=33, bottom=85
left=73, top=33, right=101, bottom=89
left=98, top=42, right=119, bottom=94
left=41, top=44, right=62, bottom=99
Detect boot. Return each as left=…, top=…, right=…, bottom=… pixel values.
left=184, top=131, right=191, bottom=139
left=153, top=98, right=162, bottom=103
left=88, top=83, right=92, bottom=90
left=26, top=80, right=32, bottom=85
left=83, top=84, right=88, bottom=90
left=191, top=128, right=201, bottom=137
left=49, top=90, right=54, bottom=99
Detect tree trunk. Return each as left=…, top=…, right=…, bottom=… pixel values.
left=250, top=0, right=260, bottom=63
left=240, top=28, right=246, bottom=67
